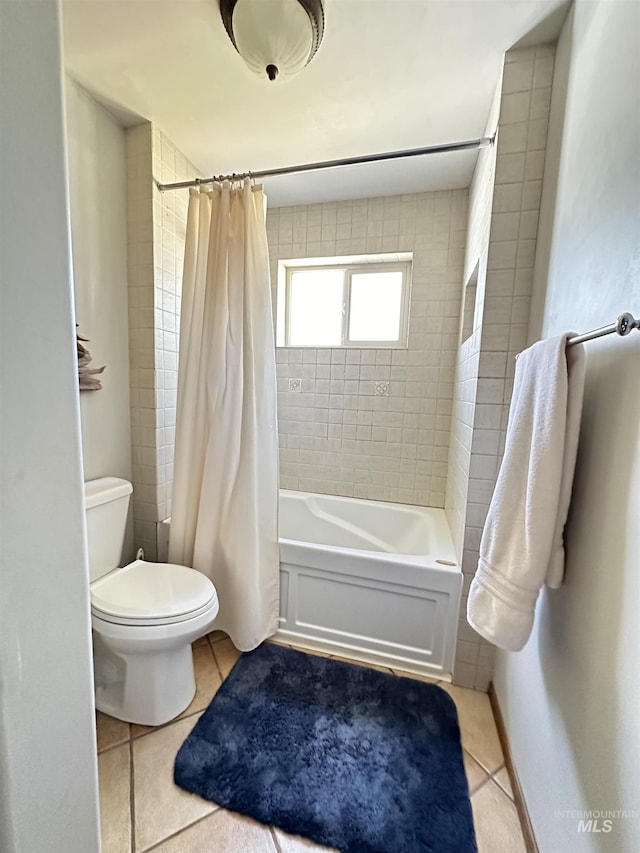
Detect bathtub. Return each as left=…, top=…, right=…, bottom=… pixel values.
left=276, top=490, right=462, bottom=680
left=159, top=490, right=462, bottom=679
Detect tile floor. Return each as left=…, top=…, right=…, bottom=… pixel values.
left=97, top=632, right=527, bottom=853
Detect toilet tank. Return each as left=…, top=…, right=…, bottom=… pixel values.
left=84, top=477, right=133, bottom=583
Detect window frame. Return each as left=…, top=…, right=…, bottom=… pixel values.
left=282, top=259, right=412, bottom=348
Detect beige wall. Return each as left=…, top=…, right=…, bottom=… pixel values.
left=268, top=191, right=467, bottom=508
left=494, top=2, right=640, bottom=850
left=0, top=2, right=100, bottom=849
left=66, top=77, right=134, bottom=560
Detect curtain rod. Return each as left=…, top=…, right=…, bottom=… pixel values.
left=155, top=136, right=495, bottom=192
left=567, top=312, right=640, bottom=346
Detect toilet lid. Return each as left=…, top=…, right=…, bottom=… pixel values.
left=91, top=560, right=217, bottom=624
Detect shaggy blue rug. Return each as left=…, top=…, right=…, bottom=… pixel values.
left=174, top=643, right=476, bottom=853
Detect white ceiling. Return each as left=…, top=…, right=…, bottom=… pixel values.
left=61, top=0, right=567, bottom=207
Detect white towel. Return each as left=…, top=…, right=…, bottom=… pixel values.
left=467, top=334, right=586, bottom=651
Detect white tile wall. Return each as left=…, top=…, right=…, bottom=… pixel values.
left=446, top=76, right=500, bottom=566
left=268, top=189, right=468, bottom=508
left=126, top=124, right=157, bottom=558
left=151, top=128, right=196, bottom=525
left=125, top=123, right=197, bottom=557
left=446, top=44, right=555, bottom=690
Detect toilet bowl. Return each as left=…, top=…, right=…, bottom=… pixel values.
left=85, top=478, right=219, bottom=726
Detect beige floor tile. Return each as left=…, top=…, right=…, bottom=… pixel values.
left=472, top=778, right=527, bottom=853
left=192, top=635, right=209, bottom=648
left=391, top=668, right=441, bottom=684
left=150, top=809, right=275, bottom=853
left=275, top=827, right=341, bottom=852
left=439, top=683, right=504, bottom=773
left=207, top=629, right=228, bottom=644
left=463, top=748, right=490, bottom=794
left=287, top=643, right=333, bottom=659
left=332, top=655, right=393, bottom=673
left=130, top=646, right=222, bottom=739
left=98, top=743, right=131, bottom=853
left=177, top=644, right=222, bottom=719
left=212, top=637, right=242, bottom=678
left=96, top=711, right=130, bottom=753
left=133, top=714, right=215, bottom=851
left=265, top=638, right=292, bottom=649
left=272, top=642, right=356, bottom=662
left=131, top=720, right=156, bottom=740
left=493, top=765, right=513, bottom=798
left=297, top=646, right=390, bottom=671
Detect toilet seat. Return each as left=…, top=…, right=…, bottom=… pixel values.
left=91, top=559, right=217, bottom=627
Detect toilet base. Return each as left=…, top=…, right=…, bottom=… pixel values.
left=94, top=636, right=196, bottom=726
left=92, top=602, right=218, bottom=726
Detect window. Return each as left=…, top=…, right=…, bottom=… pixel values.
left=277, top=256, right=411, bottom=347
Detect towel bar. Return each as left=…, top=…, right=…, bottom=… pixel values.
left=567, top=312, right=639, bottom=346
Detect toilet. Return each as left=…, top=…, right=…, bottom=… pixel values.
left=85, top=477, right=219, bottom=726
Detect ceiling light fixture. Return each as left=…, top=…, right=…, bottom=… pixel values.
left=219, top=0, right=325, bottom=82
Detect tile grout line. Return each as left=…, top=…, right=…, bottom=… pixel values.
left=97, top=736, right=130, bottom=755
left=207, top=633, right=229, bottom=648
left=141, top=808, right=222, bottom=852
left=472, top=773, right=515, bottom=804
left=210, top=644, right=226, bottom=682
left=489, top=763, right=514, bottom=801
left=462, top=740, right=505, bottom=780
left=269, top=826, right=283, bottom=853
left=127, top=706, right=206, bottom=745
left=208, top=634, right=236, bottom=682
left=470, top=774, right=492, bottom=797
left=463, top=746, right=492, bottom=796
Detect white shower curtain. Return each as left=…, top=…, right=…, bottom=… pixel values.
left=169, top=180, right=279, bottom=651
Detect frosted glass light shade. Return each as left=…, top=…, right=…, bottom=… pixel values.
left=220, top=0, right=324, bottom=81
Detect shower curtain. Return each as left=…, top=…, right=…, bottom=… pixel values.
left=169, top=180, right=279, bottom=651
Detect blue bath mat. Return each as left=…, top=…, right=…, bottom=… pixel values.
left=174, top=643, right=476, bottom=853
